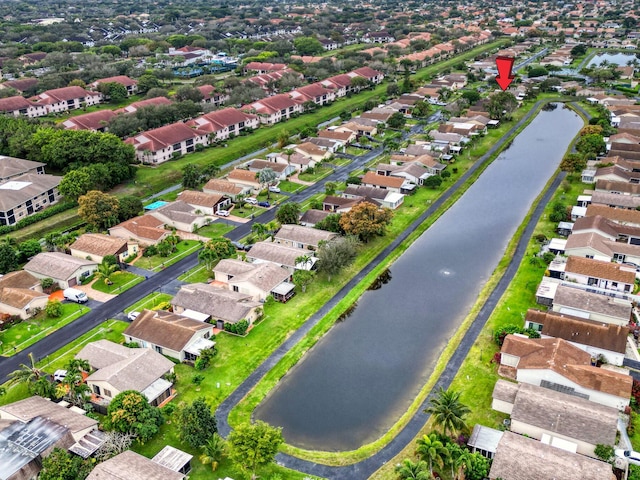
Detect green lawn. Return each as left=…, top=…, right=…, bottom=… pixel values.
left=298, top=165, right=334, bottom=182
left=124, top=293, right=173, bottom=314
left=332, top=157, right=352, bottom=167
left=133, top=240, right=202, bottom=271
left=8, top=209, right=82, bottom=243
left=232, top=204, right=266, bottom=218
left=91, top=271, right=144, bottom=294
left=194, top=222, right=235, bottom=238
left=277, top=180, right=307, bottom=194
left=0, top=303, right=90, bottom=357
left=345, top=146, right=369, bottom=156
left=0, top=319, right=129, bottom=406
left=177, top=264, right=212, bottom=283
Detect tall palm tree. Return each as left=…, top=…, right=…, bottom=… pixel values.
left=251, top=223, right=268, bottom=240
left=8, top=352, right=44, bottom=387
left=452, top=448, right=473, bottom=480
left=395, top=459, right=430, bottom=480
left=95, top=261, right=117, bottom=285
left=416, top=433, right=449, bottom=476
left=425, top=387, right=470, bottom=438
left=199, top=433, right=225, bottom=471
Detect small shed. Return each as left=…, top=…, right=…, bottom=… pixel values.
left=557, top=221, right=574, bottom=237
left=152, top=445, right=193, bottom=475
left=467, top=424, right=503, bottom=459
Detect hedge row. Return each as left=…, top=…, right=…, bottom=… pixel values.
left=0, top=201, right=76, bottom=236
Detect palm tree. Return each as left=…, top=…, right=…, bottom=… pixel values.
left=251, top=223, right=268, bottom=240
left=295, top=255, right=312, bottom=269
left=32, top=377, right=57, bottom=399
left=95, top=261, right=117, bottom=285
left=451, top=448, right=473, bottom=480
left=199, top=433, right=225, bottom=471
left=395, top=459, right=430, bottom=480
left=425, top=387, right=470, bottom=438
left=416, top=433, right=449, bottom=476
left=8, top=352, right=44, bottom=387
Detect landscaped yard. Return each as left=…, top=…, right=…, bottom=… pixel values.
left=124, top=292, right=173, bottom=314
left=91, top=271, right=144, bottom=294
left=177, top=264, right=212, bottom=283
left=345, top=146, right=369, bottom=156
left=231, top=204, right=266, bottom=218
left=277, top=180, right=307, bottom=193
left=298, top=165, right=334, bottom=182
left=194, top=221, right=235, bottom=238
left=133, top=240, right=202, bottom=271
left=0, top=303, right=90, bottom=357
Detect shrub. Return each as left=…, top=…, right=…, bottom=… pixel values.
left=45, top=300, right=63, bottom=318
left=143, top=245, right=158, bottom=257
left=192, top=374, right=205, bottom=385
left=223, top=319, right=250, bottom=336
left=0, top=202, right=76, bottom=236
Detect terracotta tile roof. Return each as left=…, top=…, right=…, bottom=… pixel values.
left=362, top=171, right=405, bottom=189
left=295, top=141, right=326, bottom=157
left=489, top=431, right=617, bottom=480
left=244, top=62, right=288, bottom=72
left=501, top=335, right=632, bottom=397
left=1, top=78, right=38, bottom=92
left=177, top=190, right=225, bottom=208
left=94, top=75, right=137, bottom=87
left=318, top=130, right=353, bottom=141
left=352, top=66, right=382, bottom=79
left=110, top=214, right=168, bottom=241
left=203, top=179, right=243, bottom=195
left=37, top=86, right=97, bottom=103
left=228, top=169, right=258, bottom=183
left=126, top=122, right=208, bottom=153
left=70, top=233, right=127, bottom=258
left=190, top=108, right=257, bottom=131
left=124, top=309, right=211, bottom=352
left=249, top=159, right=287, bottom=173
left=572, top=215, right=620, bottom=238
left=250, top=94, right=302, bottom=114
left=565, top=255, right=635, bottom=284
left=63, top=110, right=116, bottom=130
left=121, top=96, right=172, bottom=113
left=0, top=95, right=33, bottom=112
left=526, top=309, right=629, bottom=353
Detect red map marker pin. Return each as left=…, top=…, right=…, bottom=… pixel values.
left=495, top=56, right=515, bottom=91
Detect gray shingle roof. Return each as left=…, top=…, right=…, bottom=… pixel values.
left=171, top=283, right=260, bottom=323
left=274, top=224, right=336, bottom=247
left=0, top=172, right=60, bottom=211
left=23, top=252, right=97, bottom=280
left=87, top=450, right=184, bottom=480
left=124, top=310, right=211, bottom=352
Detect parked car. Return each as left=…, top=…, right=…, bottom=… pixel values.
left=53, top=370, right=67, bottom=382
left=268, top=186, right=281, bottom=193
left=245, top=197, right=258, bottom=205
left=63, top=288, right=88, bottom=304
left=258, top=201, right=270, bottom=208
left=127, top=311, right=140, bottom=321
left=216, top=209, right=230, bottom=217
left=616, top=450, right=640, bottom=466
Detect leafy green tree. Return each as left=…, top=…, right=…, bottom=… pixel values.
left=317, top=236, right=360, bottom=281
left=560, top=153, right=586, bottom=173
left=199, top=238, right=236, bottom=271
left=251, top=223, right=269, bottom=240
left=293, top=269, right=315, bottom=293
left=576, top=134, right=606, bottom=159
left=117, top=196, right=143, bottom=222
left=387, top=112, right=407, bottom=129
left=105, top=390, right=164, bottom=442
left=276, top=202, right=301, bottom=224
left=571, top=44, right=587, bottom=57
left=137, top=74, right=161, bottom=94
left=17, top=239, right=41, bottom=262
left=395, top=458, right=431, bottom=479
left=182, top=164, right=201, bottom=189
left=178, top=397, right=218, bottom=450
left=175, top=85, right=204, bottom=103
left=78, top=191, right=120, bottom=230
left=98, top=82, right=128, bottom=103
left=293, top=36, right=324, bottom=55
left=46, top=299, right=63, bottom=318
left=425, top=387, right=470, bottom=438
left=465, top=452, right=491, bottom=480
left=39, top=447, right=92, bottom=480
left=461, top=90, right=481, bottom=104
left=487, top=92, right=518, bottom=120
left=0, top=243, right=18, bottom=274
left=314, top=213, right=344, bottom=234
left=200, top=433, right=226, bottom=471
left=59, top=169, right=93, bottom=200
left=416, top=433, right=449, bottom=476
left=228, top=421, right=284, bottom=480
left=424, top=175, right=443, bottom=189
left=339, top=202, right=393, bottom=242
left=412, top=100, right=431, bottom=117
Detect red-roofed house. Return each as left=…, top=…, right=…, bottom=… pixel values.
left=243, top=62, right=288, bottom=75
left=320, top=74, right=355, bottom=98
left=0, top=95, right=47, bottom=118
left=186, top=108, right=258, bottom=141
left=125, top=122, right=210, bottom=164
left=117, top=96, right=172, bottom=114
left=350, top=67, right=384, bottom=84
left=62, top=110, right=117, bottom=132
left=197, top=85, right=229, bottom=107
left=31, top=86, right=101, bottom=113
left=247, top=94, right=304, bottom=125
left=109, top=215, right=170, bottom=246
left=90, top=76, right=138, bottom=96
left=362, top=171, right=410, bottom=193
left=289, top=83, right=336, bottom=106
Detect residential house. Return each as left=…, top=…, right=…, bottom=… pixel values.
left=186, top=108, right=258, bottom=142
left=586, top=204, right=640, bottom=227
left=247, top=94, right=304, bottom=125
left=23, top=252, right=97, bottom=289
left=148, top=201, right=211, bottom=233
left=290, top=83, right=336, bottom=106
left=203, top=178, right=250, bottom=201
left=247, top=241, right=317, bottom=273
left=171, top=283, right=262, bottom=329
left=592, top=165, right=640, bottom=184
left=391, top=155, right=446, bottom=176
left=343, top=185, right=405, bottom=210
left=307, top=137, right=344, bottom=153
left=62, top=110, right=116, bottom=132
left=76, top=340, right=175, bottom=407
left=125, top=122, right=210, bottom=164
left=213, top=258, right=294, bottom=302
left=123, top=309, right=215, bottom=363
left=227, top=169, right=261, bottom=191
left=0, top=78, right=38, bottom=95
left=492, top=380, right=618, bottom=458
left=596, top=179, right=640, bottom=196
left=0, top=395, right=97, bottom=442
left=376, top=162, right=431, bottom=186
left=299, top=209, right=331, bottom=227
left=550, top=284, right=633, bottom=326
left=0, top=95, right=47, bottom=118
left=561, top=256, right=635, bottom=293
left=87, top=450, right=185, bottom=480
left=109, top=214, right=170, bottom=246
left=318, top=129, right=355, bottom=144
left=0, top=271, right=47, bottom=320
left=351, top=66, right=384, bottom=84
left=361, top=171, right=411, bottom=194
left=320, top=74, right=355, bottom=98
left=90, top=75, right=138, bottom=96
left=488, top=431, right=616, bottom=480
left=247, top=159, right=294, bottom=180
left=243, top=62, right=288, bottom=75
left=117, top=96, right=172, bottom=114
left=69, top=233, right=131, bottom=264
left=523, top=309, right=628, bottom=366
left=499, top=335, right=632, bottom=410
left=322, top=195, right=361, bottom=212
left=565, top=231, right=640, bottom=267
left=273, top=224, right=337, bottom=250
left=31, top=86, right=101, bottom=114
left=197, top=84, right=229, bottom=107
left=294, top=142, right=332, bottom=163
left=336, top=121, right=377, bottom=137
left=176, top=190, right=231, bottom=215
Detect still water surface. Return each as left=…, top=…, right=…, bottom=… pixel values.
left=255, top=105, right=583, bottom=451
left=588, top=52, right=638, bottom=67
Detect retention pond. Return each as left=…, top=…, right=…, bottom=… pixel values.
left=255, top=104, right=583, bottom=451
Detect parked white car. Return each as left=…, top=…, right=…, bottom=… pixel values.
left=216, top=209, right=230, bottom=217
left=268, top=186, right=281, bottom=193
left=63, top=288, right=88, bottom=304
left=245, top=197, right=258, bottom=205
left=53, top=370, right=67, bottom=382
left=616, top=449, right=640, bottom=466
left=127, top=311, right=140, bottom=321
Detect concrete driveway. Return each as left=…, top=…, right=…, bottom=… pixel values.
left=74, top=281, right=117, bottom=303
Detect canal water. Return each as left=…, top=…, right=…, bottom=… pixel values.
left=255, top=105, right=584, bottom=451
left=588, top=51, right=638, bottom=67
